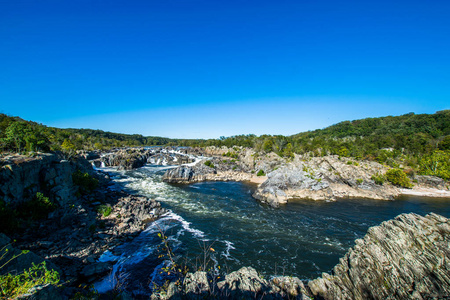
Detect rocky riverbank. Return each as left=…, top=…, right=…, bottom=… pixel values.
left=162, top=146, right=450, bottom=207
left=2, top=148, right=450, bottom=299
left=154, top=212, right=450, bottom=299
left=0, top=152, right=166, bottom=298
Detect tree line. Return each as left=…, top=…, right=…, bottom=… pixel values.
left=1, top=111, right=449, bottom=179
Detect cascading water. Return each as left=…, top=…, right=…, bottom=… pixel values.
left=94, top=155, right=450, bottom=296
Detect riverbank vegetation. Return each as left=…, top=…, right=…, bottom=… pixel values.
left=1, top=111, right=449, bottom=180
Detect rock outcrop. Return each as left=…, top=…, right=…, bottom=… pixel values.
left=308, top=212, right=450, bottom=300
left=162, top=163, right=254, bottom=184
left=161, top=267, right=310, bottom=299
left=0, top=153, right=92, bottom=206
left=253, top=156, right=401, bottom=207
left=0, top=152, right=167, bottom=298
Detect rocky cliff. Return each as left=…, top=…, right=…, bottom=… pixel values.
left=0, top=153, right=92, bottom=206
left=0, top=153, right=167, bottom=298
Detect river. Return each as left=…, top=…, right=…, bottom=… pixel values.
left=94, top=163, right=450, bottom=295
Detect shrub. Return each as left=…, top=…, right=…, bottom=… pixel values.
left=356, top=179, right=363, bottom=185
left=371, top=173, right=385, bottom=185
left=98, top=205, right=112, bottom=217
left=72, top=170, right=99, bottom=194
left=18, top=192, right=56, bottom=220
left=223, top=151, right=238, bottom=159
left=257, top=170, right=266, bottom=176
left=204, top=160, right=215, bottom=168
left=385, top=169, right=413, bottom=188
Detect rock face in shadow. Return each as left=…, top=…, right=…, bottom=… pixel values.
left=0, top=153, right=92, bottom=206
left=308, top=212, right=450, bottom=300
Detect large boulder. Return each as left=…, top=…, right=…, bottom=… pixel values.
left=308, top=213, right=450, bottom=299
left=253, top=156, right=401, bottom=207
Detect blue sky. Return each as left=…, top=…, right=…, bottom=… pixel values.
left=0, top=0, right=449, bottom=138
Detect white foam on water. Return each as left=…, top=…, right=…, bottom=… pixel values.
left=94, top=263, right=121, bottom=293
left=164, top=212, right=206, bottom=239
left=221, top=240, right=236, bottom=260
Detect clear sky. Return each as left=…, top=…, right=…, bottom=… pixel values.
left=0, top=0, right=449, bottom=139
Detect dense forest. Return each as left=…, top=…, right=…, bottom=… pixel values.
left=1, top=111, right=449, bottom=179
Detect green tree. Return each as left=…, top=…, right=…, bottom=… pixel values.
left=61, top=139, right=77, bottom=159
left=419, top=150, right=450, bottom=180
left=1, top=122, right=30, bottom=153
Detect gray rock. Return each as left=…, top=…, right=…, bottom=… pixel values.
left=17, top=284, right=63, bottom=300
left=308, top=213, right=450, bottom=300
left=183, top=271, right=211, bottom=299
left=217, top=267, right=270, bottom=298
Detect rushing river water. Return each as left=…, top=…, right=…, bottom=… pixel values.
left=95, top=163, right=450, bottom=295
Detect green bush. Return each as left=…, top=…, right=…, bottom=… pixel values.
left=98, top=205, right=112, bottom=217
left=257, top=170, right=266, bottom=176
left=72, top=170, right=99, bottom=194
left=204, top=160, right=215, bottom=168
left=18, top=192, right=56, bottom=220
left=371, top=173, right=386, bottom=185
left=385, top=169, right=413, bottom=188
left=356, top=178, right=363, bottom=185
left=223, top=151, right=238, bottom=159
left=418, top=150, right=450, bottom=180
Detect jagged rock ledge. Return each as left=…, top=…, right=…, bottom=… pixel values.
left=160, top=212, right=450, bottom=299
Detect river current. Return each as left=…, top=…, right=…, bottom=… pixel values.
left=94, top=163, right=450, bottom=295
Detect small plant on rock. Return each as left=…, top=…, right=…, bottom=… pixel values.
left=98, top=205, right=112, bottom=217
left=371, top=173, right=386, bottom=185
left=204, top=160, right=215, bottom=168
left=18, top=192, right=56, bottom=220
left=257, top=170, right=266, bottom=176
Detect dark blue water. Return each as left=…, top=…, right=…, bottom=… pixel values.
left=96, top=164, right=450, bottom=293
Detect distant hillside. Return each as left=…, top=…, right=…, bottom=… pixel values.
left=1, top=110, right=449, bottom=179
left=0, top=114, right=178, bottom=152
left=290, top=110, right=450, bottom=157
